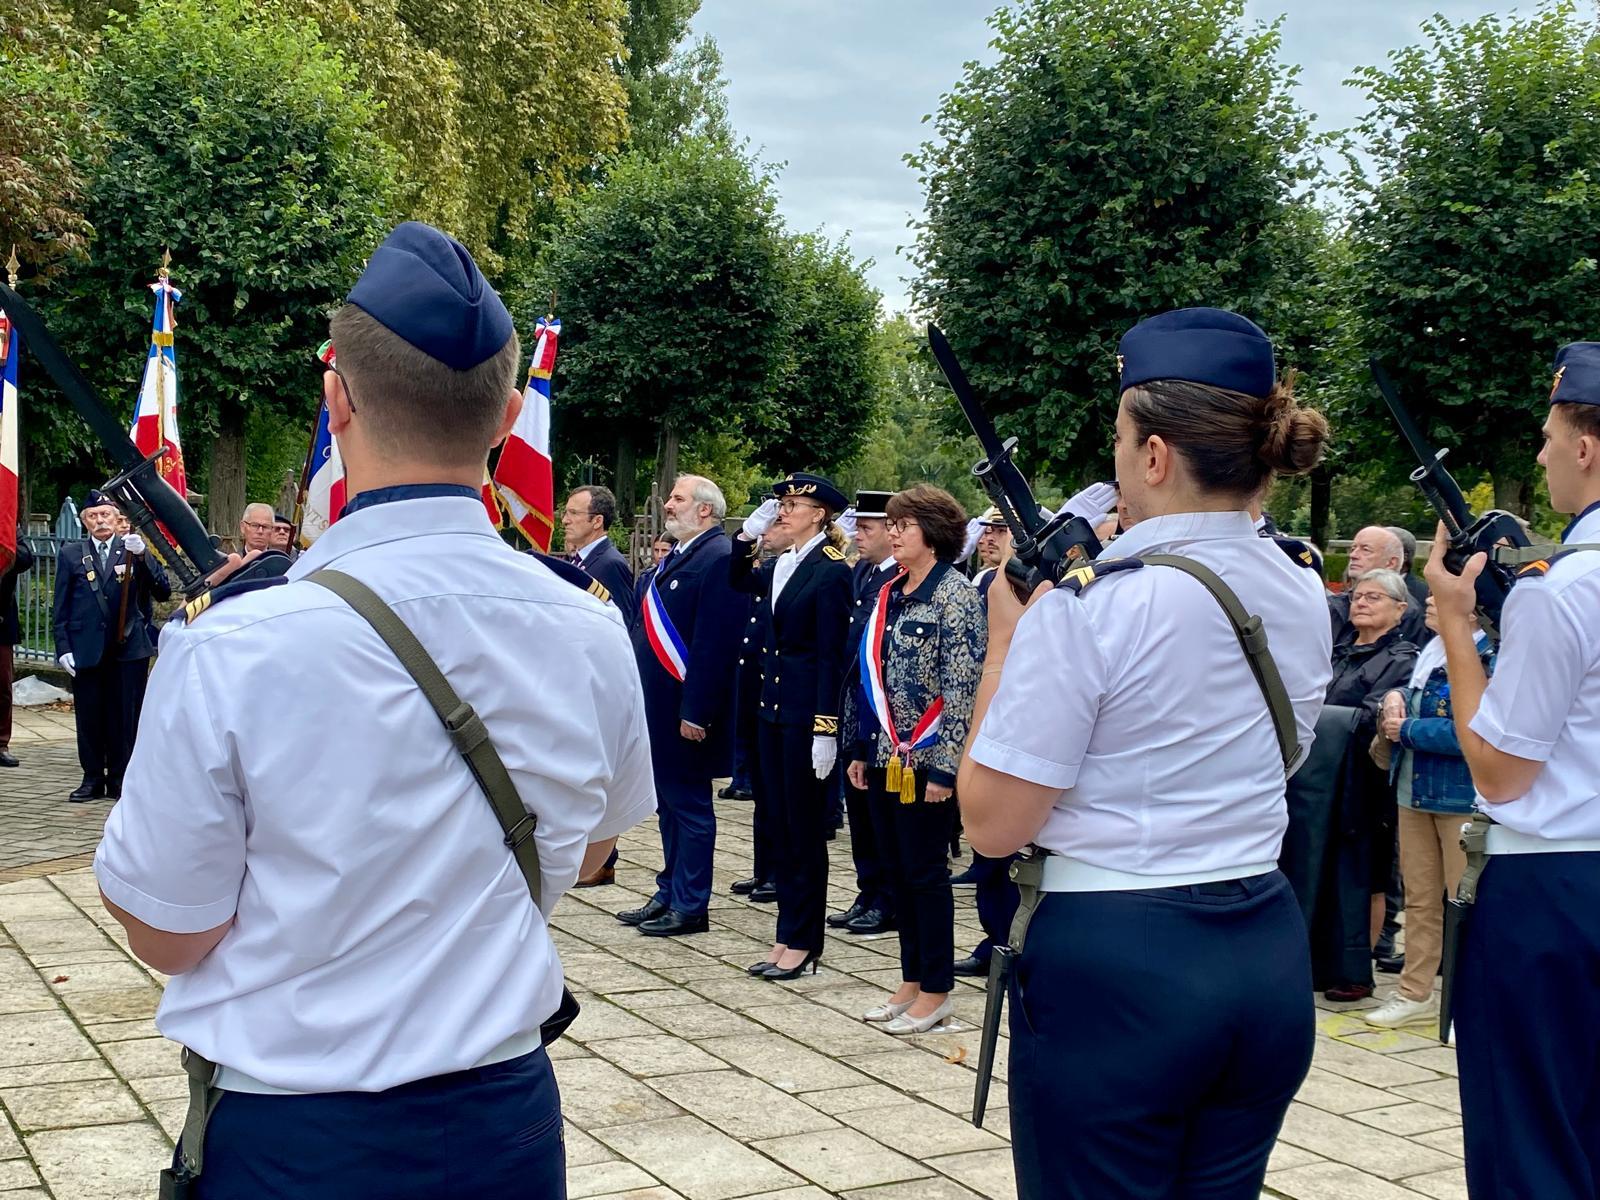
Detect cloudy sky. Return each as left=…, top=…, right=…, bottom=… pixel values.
left=690, top=0, right=1520, bottom=312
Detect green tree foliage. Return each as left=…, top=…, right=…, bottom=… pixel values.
left=619, top=0, right=731, bottom=156
left=0, top=0, right=96, bottom=283
left=1343, top=1, right=1600, bottom=515
left=909, top=0, right=1320, bottom=478
left=41, top=0, right=393, bottom=530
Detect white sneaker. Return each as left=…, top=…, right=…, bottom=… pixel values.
left=1364, top=992, right=1440, bottom=1029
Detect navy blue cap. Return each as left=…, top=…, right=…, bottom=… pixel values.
left=1117, top=307, right=1276, bottom=397
left=1551, top=343, right=1600, bottom=407
left=82, top=489, right=113, bottom=511
left=773, top=472, right=847, bottom=512
left=346, top=222, right=513, bottom=371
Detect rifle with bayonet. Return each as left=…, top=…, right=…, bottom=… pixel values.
left=927, top=324, right=1104, bottom=597
left=1368, top=358, right=1528, bottom=638
left=0, top=282, right=290, bottom=599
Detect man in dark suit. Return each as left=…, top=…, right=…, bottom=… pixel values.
left=618, top=474, right=744, bottom=936
left=1, top=530, right=36, bottom=768
left=561, top=485, right=635, bottom=632
left=52, top=491, right=170, bottom=800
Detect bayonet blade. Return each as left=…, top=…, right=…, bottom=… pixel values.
left=1369, top=357, right=1440, bottom=469
left=929, top=323, right=1007, bottom=462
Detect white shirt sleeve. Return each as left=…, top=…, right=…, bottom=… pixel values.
left=968, top=589, right=1109, bottom=789
left=587, top=648, right=658, bottom=843
left=1470, top=582, right=1589, bottom=763
left=94, top=635, right=246, bottom=934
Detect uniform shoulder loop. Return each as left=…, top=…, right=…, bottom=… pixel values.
left=170, top=575, right=290, bottom=626
left=1513, top=542, right=1600, bottom=579
left=822, top=544, right=845, bottom=561
left=587, top=579, right=611, bottom=604
left=530, top=550, right=607, bottom=600
left=1057, top=557, right=1145, bottom=597
left=1270, top=534, right=1323, bottom=572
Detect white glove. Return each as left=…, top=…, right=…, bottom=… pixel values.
left=1059, top=481, right=1119, bottom=527
left=812, top=735, right=838, bottom=780
left=122, top=533, right=146, bottom=556
left=58, top=653, right=76, bottom=677
left=835, top=507, right=857, bottom=539
left=742, top=497, right=780, bottom=540
left=961, top=518, right=982, bottom=561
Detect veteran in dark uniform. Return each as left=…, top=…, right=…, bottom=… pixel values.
left=53, top=490, right=171, bottom=801
left=731, top=473, right=853, bottom=979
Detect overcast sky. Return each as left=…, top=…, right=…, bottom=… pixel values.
left=691, top=0, right=1524, bottom=313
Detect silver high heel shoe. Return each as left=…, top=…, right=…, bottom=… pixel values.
left=882, top=996, right=954, bottom=1035
left=862, top=998, right=913, bottom=1023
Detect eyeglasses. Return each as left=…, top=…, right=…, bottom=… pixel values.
left=886, top=519, right=919, bottom=535
left=563, top=508, right=599, bottom=519
left=241, top=521, right=274, bottom=533
left=777, top=498, right=822, bottom=515
left=1349, top=590, right=1400, bottom=605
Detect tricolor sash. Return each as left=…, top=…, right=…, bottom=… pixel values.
left=859, top=572, right=943, bottom=803
left=642, top=574, right=689, bottom=681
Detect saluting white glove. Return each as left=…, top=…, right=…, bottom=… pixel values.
left=961, top=517, right=982, bottom=561
left=835, top=507, right=857, bottom=539
left=122, top=533, right=146, bottom=556
left=58, top=653, right=76, bottom=677
left=812, top=735, right=838, bottom=780
left=742, top=497, right=780, bottom=540
left=1059, top=481, right=1119, bottom=527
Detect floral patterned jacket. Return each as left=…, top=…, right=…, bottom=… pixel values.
left=845, top=561, right=987, bottom=787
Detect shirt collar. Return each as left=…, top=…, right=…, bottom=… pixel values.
left=875, top=556, right=898, bottom=573
left=289, top=493, right=499, bottom=580
left=340, top=483, right=480, bottom=519
left=1100, top=509, right=1256, bottom=561
left=785, top=531, right=827, bottom=563
left=574, top=537, right=604, bottom=563
left=899, top=559, right=952, bottom=602
left=1561, top=499, right=1600, bottom=544
left=675, top=526, right=715, bottom=554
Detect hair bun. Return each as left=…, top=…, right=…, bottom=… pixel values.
left=1257, top=382, right=1328, bottom=476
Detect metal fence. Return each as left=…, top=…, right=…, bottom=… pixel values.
left=11, top=503, right=84, bottom=668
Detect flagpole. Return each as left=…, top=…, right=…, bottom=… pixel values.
left=153, top=249, right=171, bottom=479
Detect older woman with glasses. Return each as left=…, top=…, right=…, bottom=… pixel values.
left=847, top=483, right=986, bottom=1033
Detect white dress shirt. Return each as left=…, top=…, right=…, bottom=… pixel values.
left=772, top=531, right=826, bottom=607
left=970, top=510, right=1332, bottom=875
left=95, top=496, right=656, bottom=1092
left=1470, top=503, right=1600, bottom=839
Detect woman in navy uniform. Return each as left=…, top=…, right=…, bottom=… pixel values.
left=959, top=308, right=1333, bottom=1200
left=731, top=473, right=853, bottom=979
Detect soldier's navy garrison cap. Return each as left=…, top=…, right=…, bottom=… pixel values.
left=773, top=472, right=847, bottom=512
left=1117, top=307, right=1275, bottom=398
left=1550, top=343, right=1600, bottom=406
left=346, top=222, right=513, bottom=371
left=82, top=489, right=114, bottom=510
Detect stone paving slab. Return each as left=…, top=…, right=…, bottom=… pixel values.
left=0, top=752, right=1471, bottom=1198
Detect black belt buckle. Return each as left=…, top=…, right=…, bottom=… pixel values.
left=502, top=813, right=537, bottom=849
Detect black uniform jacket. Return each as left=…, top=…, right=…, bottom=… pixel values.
left=729, top=534, right=852, bottom=734
left=52, top=537, right=171, bottom=667
left=576, top=537, right=637, bottom=630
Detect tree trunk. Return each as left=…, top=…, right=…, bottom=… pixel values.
left=209, top=403, right=249, bottom=544
left=1309, top=464, right=1333, bottom=553
left=615, top=434, right=637, bottom=524
left=1490, top=466, right=1534, bottom=520
left=656, top=421, right=679, bottom=505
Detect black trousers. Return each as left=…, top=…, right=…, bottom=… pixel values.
left=1457, top=852, right=1600, bottom=1200
left=756, top=720, right=830, bottom=953
left=0, top=649, right=13, bottom=749
left=1009, top=871, right=1313, bottom=1200
left=866, top=768, right=955, bottom=993
left=73, top=657, right=146, bottom=784
left=843, top=769, right=892, bottom=913
left=971, top=852, right=1020, bottom=963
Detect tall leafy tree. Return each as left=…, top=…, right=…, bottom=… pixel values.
left=618, top=0, right=731, bottom=156
left=1344, top=2, right=1600, bottom=515
left=43, top=0, right=394, bottom=531
left=909, top=0, right=1320, bottom=477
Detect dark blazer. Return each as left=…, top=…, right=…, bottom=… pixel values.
left=730, top=535, right=853, bottom=733
left=52, top=537, right=172, bottom=668
left=2, top=538, right=36, bottom=646
left=631, top=527, right=745, bottom=771
left=577, top=537, right=637, bottom=630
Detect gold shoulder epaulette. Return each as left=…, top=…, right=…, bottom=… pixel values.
left=823, top=545, right=845, bottom=561
left=587, top=579, right=611, bottom=603
left=182, top=591, right=214, bottom=624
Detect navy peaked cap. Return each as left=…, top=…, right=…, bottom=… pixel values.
left=773, top=472, right=847, bottom=512
left=1118, top=307, right=1276, bottom=397
left=346, top=222, right=513, bottom=371
left=854, top=490, right=893, bottom=518
left=1551, top=343, right=1600, bottom=407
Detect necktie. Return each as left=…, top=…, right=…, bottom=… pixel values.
left=568, top=552, right=582, bottom=566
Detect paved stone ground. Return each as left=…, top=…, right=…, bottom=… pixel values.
left=0, top=712, right=1469, bottom=1199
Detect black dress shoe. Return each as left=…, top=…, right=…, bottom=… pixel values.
left=718, top=785, right=755, bottom=802
left=730, top=877, right=761, bottom=896
left=1376, top=952, right=1405, bottom=975
left=953, top=954, right=989, bottom=977
left=749, top=881, right=778, bottom=903
left=948, top=867, right=981, bottom=887
left=106, top=780, right=122, bottom=800
left=846, top=907, right=894, bottom=935
left=68, top=779, right=106, bottom=802
left=0, top=751, right=19, bottom=768
left=638, top=909, right=709, bottom=937
left=827, top=902, right=866, bottom=929
left=616, top=898, right=668, bottom=926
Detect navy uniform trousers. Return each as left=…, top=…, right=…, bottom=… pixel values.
left=755, top=719, right=830, bottom=952
left=1009, top=871, right=1313, bottom=1200
left=1456, top=852, right=1600, bottom=1200
left=969, top=852, right=1020, bottom=964
left=185, top=1048, right=564, bottom=1199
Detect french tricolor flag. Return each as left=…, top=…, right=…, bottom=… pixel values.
left=0, top=310, right=19, bottom=573
left=129, top=275, right=187, bottom=501
left=297, top=341, right=346, bottom=545
left=493, top=315, right=558, bottom=550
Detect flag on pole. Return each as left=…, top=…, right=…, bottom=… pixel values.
left=493, top=315, right=559, bottom=550
left=130, top=267, right=187, bottom=500
left=481, top=466, right=504, bottom=529
left=0, top=307, right=19, bottom=573
left=296, top=340, right=346, bottom=547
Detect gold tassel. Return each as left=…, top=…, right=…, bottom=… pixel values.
left=900, top=765, right=917, bottom=805
left=885, top=754, right=902, bottom=794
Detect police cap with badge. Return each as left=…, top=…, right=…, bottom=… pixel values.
left=854, top=490, right=892, bottom=520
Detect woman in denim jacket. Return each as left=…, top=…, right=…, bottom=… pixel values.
left=1367, top=595, right=1495, bottom=1030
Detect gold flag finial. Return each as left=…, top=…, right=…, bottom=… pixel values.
left=158, top=246, right=172, bottom=280
left=5, top=246, right=18, bottom=288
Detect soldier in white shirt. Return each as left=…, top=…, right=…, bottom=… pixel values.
left=95, top=221, right=655, bottom=1199
left=958, top=308, right=1333, bottom=1200
left=1424, top=341, right=1600, bottom=1200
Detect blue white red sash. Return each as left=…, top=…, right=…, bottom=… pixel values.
left=859, top=572, right=944, bottom=757
left=641, top=575, right=689, bottom=681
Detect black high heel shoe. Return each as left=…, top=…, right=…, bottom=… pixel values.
left=762, top=950, right=821, bottom=981
left=746, top=959, right=781, bottom=977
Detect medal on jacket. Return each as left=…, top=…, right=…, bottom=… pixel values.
left=859, top=572, right=943, bottom=803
